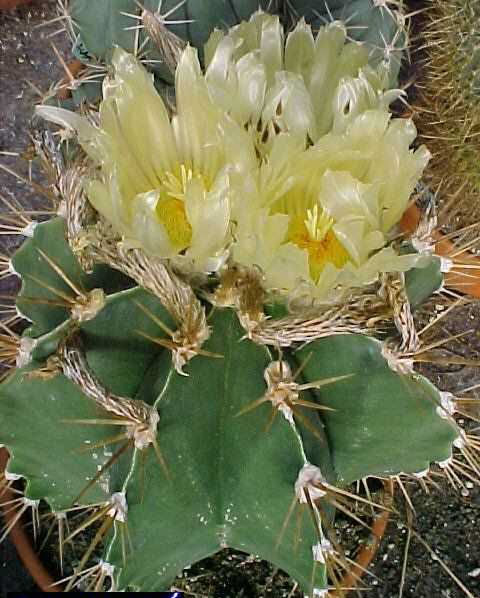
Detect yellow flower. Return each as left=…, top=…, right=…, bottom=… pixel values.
left=208, top=13, right=431, bottom=301
left=37, top=47, right=256, bottom=273
left=204, top=13, right=400, bottom=148
left=37, top=12, right=430, bottom=303
left=233, top=112, right=429, bottom=301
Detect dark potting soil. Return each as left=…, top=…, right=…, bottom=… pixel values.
left=0, top=2, right=479, bottom=597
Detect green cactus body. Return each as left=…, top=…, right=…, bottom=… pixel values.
left=0, top=213, right=458, bottom=593
left=104, top=309, right=333, bottom=591
left=69, top=0, right=271, bottom=82
left=295, top=335, right=458, bottom=484
left=0, top=7, right=473, bottom=596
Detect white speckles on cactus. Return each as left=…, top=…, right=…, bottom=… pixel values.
left=108, top=492, right=128, bottom=523
left=412, top=468, right=430, bottom=479
left=295, top=463, right=327, bottom=503
left=4, top=471, right=23, bottom=482
left=21, top=221, right=38, bottom=238
left=440, top=256, right=454, bottom=273
left=7, top=258, right=20, bottom=277
left=453, top=430, right=467, bottom=449
left=312, top=538, right=333, bottom=564
left=16, top=336, right=36, bottom=368
left=306, top=589, right=330, bottom=598
left=437, top=392, right=457, bottom=419
left=437, top=456, right=454, bottom=469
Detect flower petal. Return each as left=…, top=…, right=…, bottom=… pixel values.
left=259, top=13, right=283, bottom=84
left=285, top=18, right=315, bottom=78
left=262, top=71, right=317, bottom=141
left=175, top=46, right=225, bottom=181
left=233, top=207, right=288, bottom=268
left=129, top=190, right=175, bottom=258
left=184, top=172, right=231, bottom=270
left=264, top=243, right=310, bottom=292
left=34, top=105, right=95, bottom=141
left=234, top=52, right=267, bottom=124
left=104, top=48, right=178, bottom=187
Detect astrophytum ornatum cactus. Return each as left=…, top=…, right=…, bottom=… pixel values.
left=0, top=10, right=478, bottom=597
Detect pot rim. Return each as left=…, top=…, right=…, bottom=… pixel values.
left=0, top=447, right=62, bottom=592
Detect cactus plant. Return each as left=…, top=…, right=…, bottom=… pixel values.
left=411, top=1, right=480, bottom=247
left=0, top=215, right=460, bottom=594
left=1, top=8, right=478, bottom=597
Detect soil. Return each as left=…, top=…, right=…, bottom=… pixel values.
left=0, top=2, right=479, bottom=598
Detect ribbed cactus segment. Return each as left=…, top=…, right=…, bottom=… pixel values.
left=12, top=217, right=88, bottom=336
left=295, top=335, right=459, bottom=484
left=12, top=217, right=175, bottom=398
left=105, top=309, right=332, bottom=592
left=405, top=255, right=443, bottom=308
left=70, top=0, right=140, bottom=62
left=80, top=286, right=175, bottom=396
left=12, top=218, right=128, bottom=337
left=0, top=366, right=115, bottom=509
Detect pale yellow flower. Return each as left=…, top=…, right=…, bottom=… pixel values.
left=204, top=13, right=431, bottom=301
left=37, top=47, right=256, bottom=273
left=204, top=12, right=400, bottom=148
left=37, top=12, right=430, bottom=303
left=232, top=111, right=430, bottom=301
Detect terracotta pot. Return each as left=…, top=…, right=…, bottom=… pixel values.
left=0, top=448, right=62, bottom=592
left=333, top=480, right=394, bottom=597
left=400, top=204, right=480, bottom=298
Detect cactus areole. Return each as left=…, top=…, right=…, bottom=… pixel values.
left=0, top=8, right=474, bottom=597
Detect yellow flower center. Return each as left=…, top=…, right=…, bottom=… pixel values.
left=155, top=165, right=210, bottom=251
left=156, top=197, right=192, bottom=251
left=288, top=204, right=350, bottom=281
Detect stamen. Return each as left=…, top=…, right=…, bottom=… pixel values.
left=288, top=206, right=350, bottom=280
